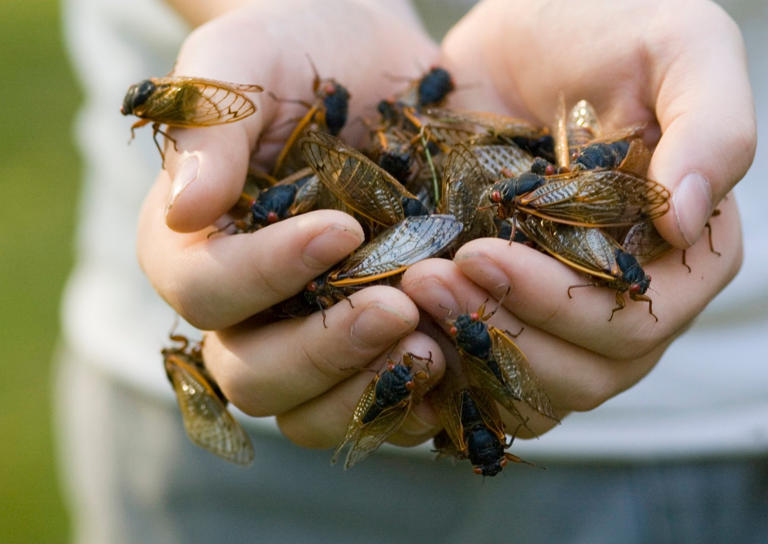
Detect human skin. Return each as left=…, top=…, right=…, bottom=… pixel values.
left=137, top=0, right=753, bottom=448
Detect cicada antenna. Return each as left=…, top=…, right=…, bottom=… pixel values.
left=305, top=53, right=322, bottom=92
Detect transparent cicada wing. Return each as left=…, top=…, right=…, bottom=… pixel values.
left=517, top=169, right=670, bottom=227
left=164, top=353, right=255, bottom=466
left=329, top=215, right=462, bottom=286
left=300, top=131, right=418, bottom=226
left=489, top=327, right=558, bottom=422
left=140, top=76, right=262, bottom=126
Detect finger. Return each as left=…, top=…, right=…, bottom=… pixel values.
left=440, top=200, right=741, bottom=360
left=276, top=332, right=445, bottom=449
left=203, top=286, right=419, bottom=417
left=161, top=23, right=273, bottom=232
left=400, top=259, right=669, bottom=424
left=138, top=172, right=364, bottom=329
left=647, top=2, right=756, bottom=248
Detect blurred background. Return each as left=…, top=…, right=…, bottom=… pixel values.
left=0, top=0, right=79, bottom=541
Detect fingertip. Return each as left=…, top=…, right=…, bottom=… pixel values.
left=348, top=287, right=420, bottom=350
left=298, top=210, right=365, bottom=270
left=163, top=124, right=252, bottom=232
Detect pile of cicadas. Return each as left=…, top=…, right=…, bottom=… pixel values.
left=125, top=60, right=690, bottom=475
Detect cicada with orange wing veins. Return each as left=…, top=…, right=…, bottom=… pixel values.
left=162, top=333, right=255, bottom=466
left=300, top=131, right=429, bottom=227
left=439, top=143, right=504, bottom=244
left=278, top=214, right=462, bottom=325
left=332, top=353, right=432, bottom=469
left=489, top=166, right=670, bottom=229
left=517, top=216, right=658, bottom=321
left=448, top=302, right=559, bottom=425
left=270, top=57, right=351, bottom=178
left=553, top=96, right=648, bottom=173
left=431, top=381, right=533, bottom=477
left=422, top=107, right=554, bottom=155
left=121, top=76, right=263, bottom=163
left=328, top=214, right=462, bottom=286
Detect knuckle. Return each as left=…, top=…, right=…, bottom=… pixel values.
left=248, top=257, right=293, bottom=307
left=299, top=342, right=347, bottom=381
left=570, top=371, right=619, bottom=412
left=276, top=413, right=335, bottom=449
left=202, top=337, right=267, bottom=417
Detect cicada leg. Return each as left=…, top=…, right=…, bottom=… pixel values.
left=566, top=282, right=597, bottom=299
left=128, top=118, right=151, bottom=142
left=628, top=292, right=658, bottom=322
left=705, top=220, right=722, bottom=257
left=151, top=123, right=179, bottom=167
left=608, top=291, right=627, bottom=321
left=681, top=250, right=692, bottom=273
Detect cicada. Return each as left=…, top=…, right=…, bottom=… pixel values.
left=432, top=384, right=532, bottom=477
left=328, top=214, right=462, bottom=286
left=270, top=57, right=351, bottom=178
left=448, top=303, right=559, bottom=424
left=300, top=131, right=427, bottom=226
left=401, top=66, right=455, bottom=109
left=422, top=107, right=554, bottom=158
left=279, top=214, right=462, bottom=325
left=517, top=216, right=657, bottom=321
left=439, top=143, right=502, bottom=244
left=332, top=353, right=431, bottom=469
left=490, top=167, right=670, bottom=228
left=162, top=333, right=255, bottom=466
left=121, top=76, right=263, bottom=161
left=553, top=96, right=644, bottom=169
left=230, top=168, right=319, bottom=232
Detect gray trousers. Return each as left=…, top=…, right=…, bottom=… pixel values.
left=55, top=351, right=768, bottom=544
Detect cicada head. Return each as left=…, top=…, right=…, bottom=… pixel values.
left=121, top=79, right=156, bottom=115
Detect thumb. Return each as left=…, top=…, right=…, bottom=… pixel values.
left=163, top=112, right=263, bottom=232
left=159, top=13, right=271, bottom=233
left=649, top=5, right=756, bottom=248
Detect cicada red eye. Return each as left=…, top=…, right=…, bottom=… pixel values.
left=490, top=190, right=503, bottom=204
left=449, top=325, right=458, bottom=336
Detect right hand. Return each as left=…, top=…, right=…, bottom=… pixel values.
left=136, top=0, right=446, bottom=449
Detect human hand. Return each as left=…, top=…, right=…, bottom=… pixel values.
left=137, top=0, right=447, bottom=450
left=398, top=0, right=751, bottom=437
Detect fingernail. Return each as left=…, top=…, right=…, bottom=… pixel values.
left=302, top=224, right=364, bottom=269
left=166, top=153, right=199, bottom=213
left=350, top=303, right=415, bottom=349
left=673, top=172, right=712, bottom=246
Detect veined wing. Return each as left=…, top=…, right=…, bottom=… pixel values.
left=164, top=354, right=254, bottom=466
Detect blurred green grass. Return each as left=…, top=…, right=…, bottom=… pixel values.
left=0, top=0, right=80, bottom=541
